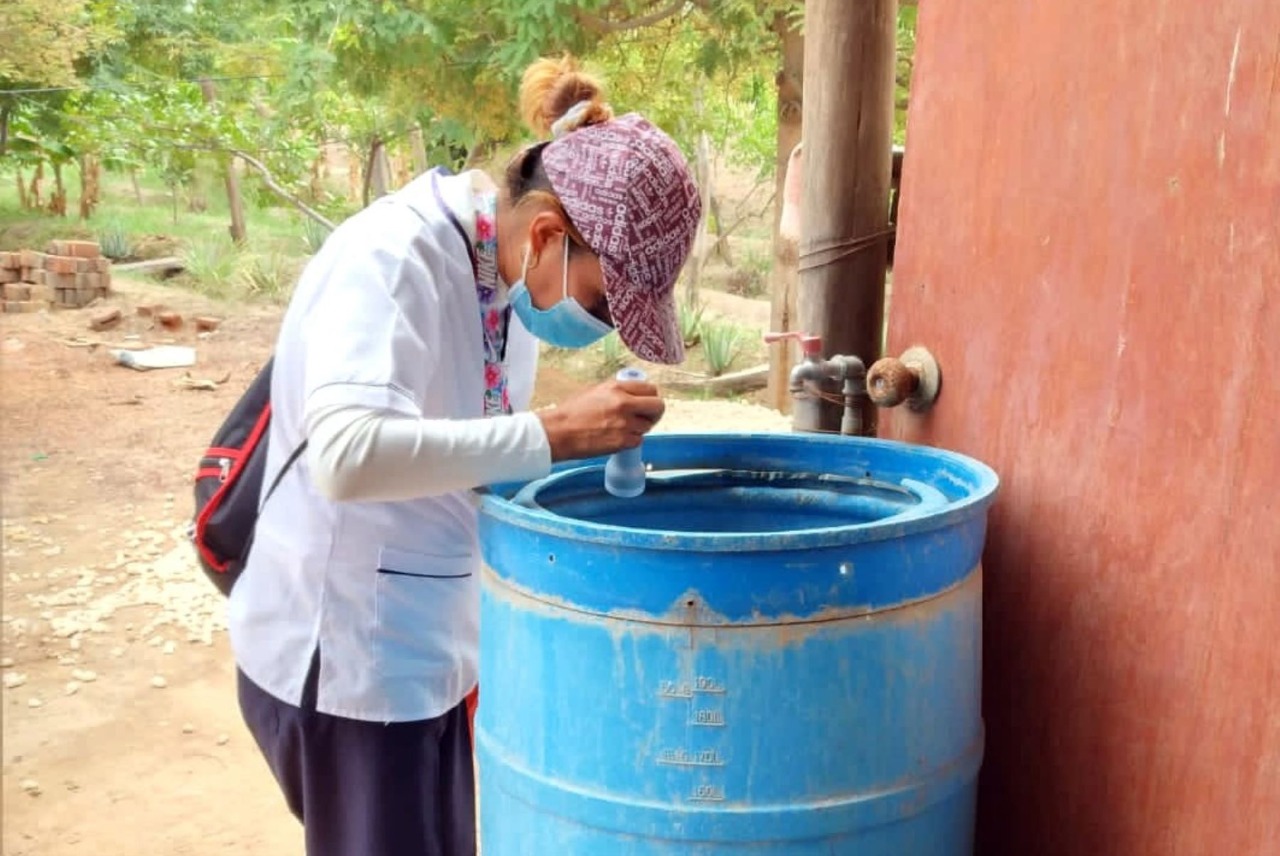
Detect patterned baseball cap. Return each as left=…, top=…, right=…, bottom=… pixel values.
left=542, top=113, right=701, bottom=365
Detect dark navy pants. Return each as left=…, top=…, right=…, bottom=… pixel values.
left=237, top=662, right=476, bottom=856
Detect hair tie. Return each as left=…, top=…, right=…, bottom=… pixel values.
left=550, top=100, right=596, bottom=139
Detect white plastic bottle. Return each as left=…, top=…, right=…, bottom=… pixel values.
left=604, top=367, right=648, bottom=498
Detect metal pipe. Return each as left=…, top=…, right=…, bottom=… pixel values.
left=788, top=358, right=839, bottom=392
left=788, top=354, right=867, bottom=435
left=765, top=333, right=868, bottom=436
left=835, top=356, right=867, bottom=435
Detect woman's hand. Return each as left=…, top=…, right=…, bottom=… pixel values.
left=538, top=378, right=666, bottom=462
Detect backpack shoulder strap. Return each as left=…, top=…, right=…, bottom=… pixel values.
left=260, top=438, right=308, bottom=512
left=238, top=438, right=308, bottom=569
left=429, top=170, right=479, bottom=277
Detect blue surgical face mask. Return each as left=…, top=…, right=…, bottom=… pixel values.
left=508, top=237, right=612, bottom=349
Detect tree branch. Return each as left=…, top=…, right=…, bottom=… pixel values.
left=362, top=138, right=378, bottom=208
left=702, top=182, right=776, bottom=267
left=230, top=149, right=336, bottom=231
left=577, top=1, right=688, bottom=34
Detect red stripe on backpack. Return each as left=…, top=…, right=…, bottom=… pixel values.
left=189, top=357, right=305, bottom=596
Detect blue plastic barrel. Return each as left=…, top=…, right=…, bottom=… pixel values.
left=477, top=432, right=999, bottom=855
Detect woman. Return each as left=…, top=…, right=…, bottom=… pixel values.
left=229, top=56, right=700, bottom=856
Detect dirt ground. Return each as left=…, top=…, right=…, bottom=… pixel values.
left=0, top=276, right=789, bottom=855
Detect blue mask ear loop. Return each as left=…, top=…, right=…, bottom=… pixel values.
left=563, top=235, right=609, bottom=328
left=521, top=234, right=573, bottom=310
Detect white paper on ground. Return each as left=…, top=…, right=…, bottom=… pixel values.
left=111, top=346, right=197, bottom=371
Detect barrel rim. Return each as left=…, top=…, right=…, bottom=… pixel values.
left=480, top=432, right=999, bottom=552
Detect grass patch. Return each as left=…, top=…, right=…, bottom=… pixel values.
left=1, top=162, right=324, bottom=302
left=0, top=206, right=94, bottom=252
left=2, top=176, right=302, bottom=253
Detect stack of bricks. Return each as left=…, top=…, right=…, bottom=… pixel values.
left=0, top=240, right=112, bottom=313
left=0, top=250, right=54, bottom=313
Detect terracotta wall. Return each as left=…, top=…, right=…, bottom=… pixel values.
left=881, top=1, right=1280, bottom=853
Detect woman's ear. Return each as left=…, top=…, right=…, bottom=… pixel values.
left=525, top=210, right=567, bottom=270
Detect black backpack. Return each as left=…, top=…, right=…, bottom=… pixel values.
left=189, top=357, right=306, bottom=596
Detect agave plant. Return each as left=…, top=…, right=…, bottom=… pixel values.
left=678, top=299, right=705, bottom=347
left=97, top=223, right=133, bottom=261
left=701, top=320, right=745, bottom=378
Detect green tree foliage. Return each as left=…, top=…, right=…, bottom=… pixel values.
left=287, top=0, right=796, bottom=160
left=0, top=0, right=114, bottom=164
left=0, top=0, right=115, bottom=89
left=4, top=0, right=917, bottom=225
left=895, top=4, right=918, bottom=143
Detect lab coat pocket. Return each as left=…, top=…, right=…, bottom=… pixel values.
left=373, top=547, right=480, bottom=679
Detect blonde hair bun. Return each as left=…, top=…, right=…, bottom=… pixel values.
left=519, top=54, right=614, bottom=139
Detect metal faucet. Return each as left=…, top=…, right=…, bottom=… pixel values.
left=764, top=332, right=867, bottom=435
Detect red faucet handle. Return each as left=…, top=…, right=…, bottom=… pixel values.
left=763, top=331, right=823, bottom=357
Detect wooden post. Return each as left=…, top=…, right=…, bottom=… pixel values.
left=225, top=156, right=247, bottom=244
left=409, top=124, right=430, bottom=175
left=708, top=192, right=734, bottom=266
left=29, top=162, right=44, bottom=210
left=796, top=0, right=898, bottom=434
left=687, top=129, right=713, bottom=306
left=348, top=147, right=363, bottom=205
left=78, top=154, right=101, bottom=220
left=685, top=82, right=713, bottom=308
left=50, top=162, right=67, bottom=217
left=198, top=79, right=247, bottom=244
left=766, top=11, right=805, bottom=413
left=369, top=139, right=392, bottom=199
